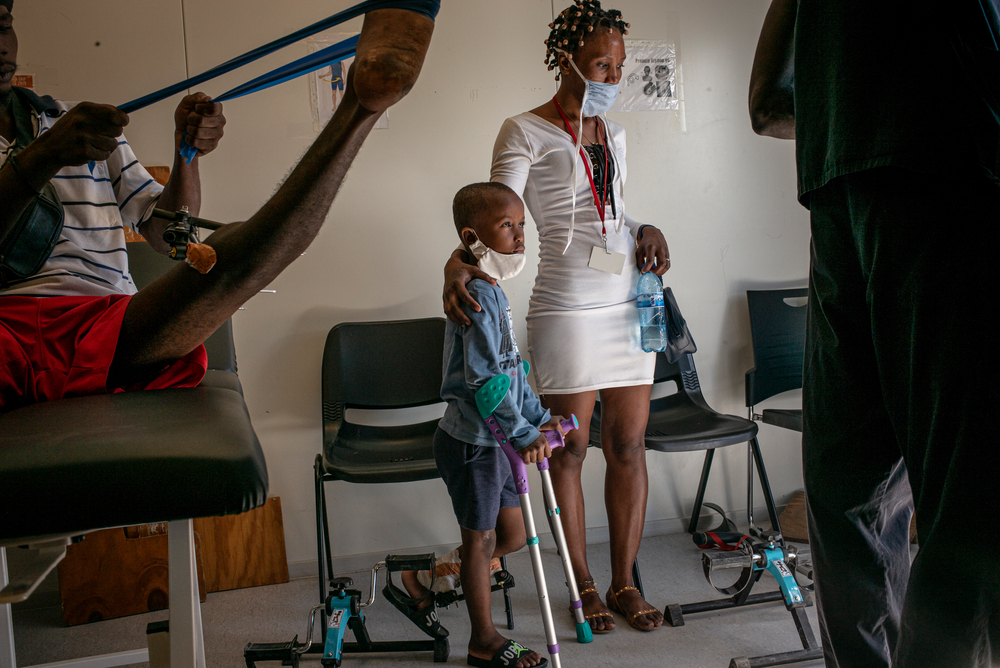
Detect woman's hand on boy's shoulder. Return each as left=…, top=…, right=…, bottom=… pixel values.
left=443, top=250, right=497, bottom=326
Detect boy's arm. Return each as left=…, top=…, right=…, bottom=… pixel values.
left=521, top=380, right=551, bottom=432
left=460, top=286, right=541, bottom=451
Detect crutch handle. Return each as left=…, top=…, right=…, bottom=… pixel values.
left=538, top=415, right=578, bottom=472
left=541, top=415, right=579, bottom=450
left=498, top=415, right=579, bottom=493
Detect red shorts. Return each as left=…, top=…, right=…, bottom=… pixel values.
left=1, top=295, right=207, bottom=413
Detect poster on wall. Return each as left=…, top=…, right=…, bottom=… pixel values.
left=610, top=40, right=678, bottom=112
left=307, top=34, right=388, bottom=132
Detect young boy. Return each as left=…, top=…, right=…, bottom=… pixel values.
left=434, top=182, right=562, bottom=668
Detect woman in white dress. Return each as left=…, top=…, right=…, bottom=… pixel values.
left=443, top=1, right=671, bottom=633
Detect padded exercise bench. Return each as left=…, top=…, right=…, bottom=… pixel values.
left=0, top=242, right=268, bottom=668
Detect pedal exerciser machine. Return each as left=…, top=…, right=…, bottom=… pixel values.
left=667, top=500, right=823, bottom=667
left=244, top=554, right=451, bottom=667
left=476, top=365, right=594, bottom=668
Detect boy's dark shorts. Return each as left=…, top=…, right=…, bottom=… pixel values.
left=433, top=427, right=519, bottom=532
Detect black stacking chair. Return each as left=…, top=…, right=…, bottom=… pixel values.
left=0, top=242, right=267, bottom=668
left=746, top=288, right=808, bottom=433
left=315, top=319, right=513, bottom=629
left=590, top=351, right=781, bottom=594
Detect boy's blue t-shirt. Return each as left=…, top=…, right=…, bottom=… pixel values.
left=439, top=279, right=550, bottom=450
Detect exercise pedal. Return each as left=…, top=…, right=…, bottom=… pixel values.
left=663, top=526, right=823, bottom=667
left=245, top=557, right=450, bottom=667
left=385, top=553, right=436, bottom=573
left=434, top=569, right=516, bottom=608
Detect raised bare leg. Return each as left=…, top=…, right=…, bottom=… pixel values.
left=599, top=384, right=663, bottom=631
left=541, top=390, right=615, bottom=633
left=107, top=7, right=435, bottom=388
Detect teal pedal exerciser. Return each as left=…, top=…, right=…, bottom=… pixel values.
left=244, top=554, right=453, bottom=667
left=475, top=364, right=594, bottom=668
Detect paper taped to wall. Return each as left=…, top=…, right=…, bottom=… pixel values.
left=611, top=40, right=678, bottom=112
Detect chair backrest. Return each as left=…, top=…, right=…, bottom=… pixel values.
left=651, top=351, right=714, bottom=412
left=322, top=318, right=446, bottom=421
left=745, top=288, right=808, bottom=407
left=126, top=241, right=237, bottom=373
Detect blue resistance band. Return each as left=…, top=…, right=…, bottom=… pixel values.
left=118, top=0, right=439, bottom=163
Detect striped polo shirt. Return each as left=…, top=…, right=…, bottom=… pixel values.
left=0, top=98, right=163, bottom=297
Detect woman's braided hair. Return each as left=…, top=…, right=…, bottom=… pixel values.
left=544, top=1, right=629, bottom=80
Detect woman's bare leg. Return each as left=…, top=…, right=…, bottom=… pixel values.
left=107, top=8, right=434, bottom=388
left=540, top=391, right=616, bottom=632
left=598, top=384, right=663, bottom=631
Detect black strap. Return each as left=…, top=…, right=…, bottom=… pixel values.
left=1, top=88, right=65, bottom=286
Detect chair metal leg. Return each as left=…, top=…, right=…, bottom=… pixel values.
left=168, top=519, right=206, bottom=668
left=322, top=491, right=335, bottom=585
left=314, top=456, right=327, bottom=610
left=1, top=548, right=15, bottom=668
left=750, top=437, right=783, bottom=535
left=688, top=449, right=716, bottom=533
left=631, top=557, right=644, bottom=599
left=499, top=555, right=514, bottom=630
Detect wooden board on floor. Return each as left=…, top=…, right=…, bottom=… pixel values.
left=195, top=497, right=289, bottom=593
left=777, top=489, right=918, bottom=544
left=778, top=490, right=810, bottom=543
left=57, top=523, right=207, bottom=625
left=58, top=497, right=289, bottom=625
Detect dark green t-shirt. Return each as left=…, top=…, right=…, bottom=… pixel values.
left=793, top=1, right=1000, bottom=202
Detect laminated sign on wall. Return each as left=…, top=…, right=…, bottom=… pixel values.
left=307, top=34, right=388, bottom=131
left=610, top=40, right=678, bottom=112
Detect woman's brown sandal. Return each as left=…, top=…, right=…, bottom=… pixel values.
left=575, top=579, right=614, bottom=634
left=606, top=586, right=660, bottom=631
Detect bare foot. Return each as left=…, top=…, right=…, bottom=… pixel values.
left=469, top=637, right=546, bottom=668
left=606, top=585, right=663, bottom=632
left=400, top=570, right=433, bottom=610
left=579, top=578, right=615, bottom=633
left=352, top=8, right=435, bottom=113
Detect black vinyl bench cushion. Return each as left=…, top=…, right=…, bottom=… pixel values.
left=761, top=408, right=803, bottom=433
left=0, top=387, right=267, bottom=542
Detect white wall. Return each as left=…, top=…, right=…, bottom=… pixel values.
left=13, top=0, right=809, bottom=571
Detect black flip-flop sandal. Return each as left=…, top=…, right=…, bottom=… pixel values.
left=382, top=582, right=449, bottom=639
left=467, top=639, right=548, bottom=668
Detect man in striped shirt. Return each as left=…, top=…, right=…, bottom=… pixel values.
left=0, top=0, right=436, bottom=411
left=0, top=90, right=220, bottom=297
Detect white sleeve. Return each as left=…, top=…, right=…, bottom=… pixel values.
left=623, top=212, right=645, bottom=240
left=106, top=133, right=163, bottom=233
left=490, top=118, right=533, bottom=197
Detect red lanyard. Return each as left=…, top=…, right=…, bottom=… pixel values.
left=553, top=96, right=610, bottom=232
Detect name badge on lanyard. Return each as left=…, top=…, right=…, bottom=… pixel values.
left=553, top=97, right=627, bottom=275
left=589, top=246, right=626, bottom=275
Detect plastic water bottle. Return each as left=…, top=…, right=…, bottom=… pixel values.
left=637, top=271, right=667, bottom=353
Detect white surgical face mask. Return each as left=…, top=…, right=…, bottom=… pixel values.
left=566, top=55, right=620, bottom=117
left=468, top=235, right=526, bottom=281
